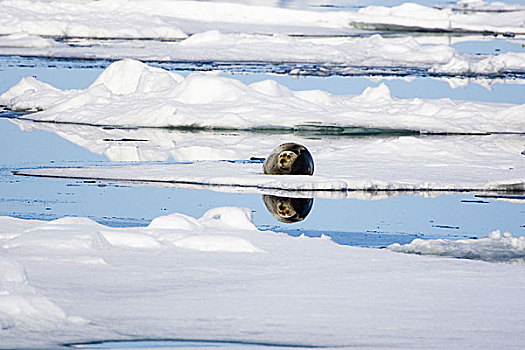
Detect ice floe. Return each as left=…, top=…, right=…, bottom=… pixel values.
left=353, top=1, right=525, bottom=34
left=1, top=0, right=524, bottom=37
left=14, top=138, right=525, bottom=193
left=1, top=1, right=525, bottom=77
left=0, top=0, right=188, bottom=40
left=3, top=60, right=523, bottom=193
left=389, top=230, right=525, bottom=263
left=9, top=119, right=524, bottom=194
left=2, top=60, right=524, bottom=134
left=12, top=115, right=520, bottom=200
left=1, top=31, right=525, bottom=76
left=1, top=208, right=525, bottom=348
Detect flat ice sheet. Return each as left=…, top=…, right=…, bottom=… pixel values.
left=1, top=32, right=524, bottom=76
left=1, top=208, right=525, bottom=349
left=13, top=132, right=525, bottom=193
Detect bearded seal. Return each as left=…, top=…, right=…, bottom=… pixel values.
left=263, top=143, right=314, bottom=175
left=262, top=195, right=313, bottom=223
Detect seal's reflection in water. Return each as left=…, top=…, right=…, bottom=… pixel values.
left=262, top=195, right=314, bottom=223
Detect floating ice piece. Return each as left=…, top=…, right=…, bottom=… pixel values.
left=2, top=60, right=524, bottom=134
left=431, top=52, right=525, bottom=74
left=13, top=142, right=525, bottom=193
left=1, top=31, right=524, bottom=76
left=388, top=230, right=525, bottom=263
left=455, top=0, right=525, bottom=12
left=0, top=32, right=56, bottom=48
left=354, top=1, right=525, bottom=34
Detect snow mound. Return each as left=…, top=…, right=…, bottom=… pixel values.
left=200, top=207, right=258, bottom=231
left=171, top=73, right=249, bottom=104
left=2, top=207, right=262, bottom=253
left=388, top=231, right=525, bottom=263
left=2, top=210, right=525, bottom=348
left=148, top=212, right=203, bottom=230
left=2, top=60, right=524, bottom=133
left=0, top=0, right=188, bottom=40
left=0, top=256, right=81, bottom=330
left=0, top=32, right=56, bottom=48
left=90, top=59, right=184, bottom=95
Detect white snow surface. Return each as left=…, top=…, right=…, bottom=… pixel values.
left=1, top=209, right=525, bottom=349
left=1, top=30, right=525, bottom=75
left=0, top=0, right=188, bottom=39
left=10, top=117, right=525, bottom=196
left=1, top=0, right=524, bottom=37
left=1, top=1, right=525, bottom=75
left=2, top=60, right=524, bottom=133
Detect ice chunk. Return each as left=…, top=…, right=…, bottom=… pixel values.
left=200, top=207, right=258, bottom=231
left=90, top=59, right=183, bottom=95
left=3, top=60, right=523, bottom=134
left=148, top=213, right=202, bottom=230
left=170, top=74, right=248, bottom=104
left=388, top=231, right=525, bottom=262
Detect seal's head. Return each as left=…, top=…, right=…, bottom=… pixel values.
left=277, top=150, right=298, bottom=172
left=263, top=143, right=314, bottom=175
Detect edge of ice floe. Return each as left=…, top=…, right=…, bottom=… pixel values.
left=2, top=59, right=524, bottom=134
left=12, top=164, right=525, bottom=197
left=388, top=230, right=525, bottom=263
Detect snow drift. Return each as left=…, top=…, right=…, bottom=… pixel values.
left=2, top=59, right=524, bottom=134
left=1, top=209, right=525, bottom=348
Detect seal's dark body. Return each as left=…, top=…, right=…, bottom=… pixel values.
left=263, top=143, right=314, bottom=175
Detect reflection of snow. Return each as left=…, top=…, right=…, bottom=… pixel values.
left=1, top=209, right=525, bottom=348
left=2, top=60, right=524, bottom=133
